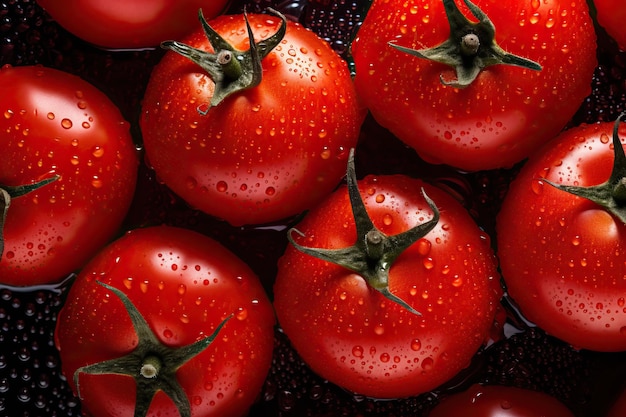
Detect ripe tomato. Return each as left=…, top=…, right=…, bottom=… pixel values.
left=429, top=384, right=575, bottom=417
left=0, top=65, right=138, bottom=287
left=497, top=116, right=626, bottom=351
left=594, top=0, right=626, bottom=50
left=351, top=0, right=597, bottom=171
left=54, top=225, right=275, bottom=417
left=140, top=11, right=364, bottom=226
left=35, top=0, right=231, bottom=49
left=273, top=153, right=502, bottom=398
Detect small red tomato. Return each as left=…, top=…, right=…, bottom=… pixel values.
left=140, top=11, right=364, bottom=226
left=429, top=384, right=575, bottom=417
left=351, top=0, right=596, bottom=171
left=54, top=225, right=275, bottom=417
left=0, top=65, right=138, bottom=287
left=35, top=0, right=231, bottom=49
left=274, top=152, right=502, bottom=398
left=497, top=115, right=626, bottom=351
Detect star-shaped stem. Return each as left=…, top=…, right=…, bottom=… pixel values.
left=161, top=8, right=287, bottom=114
left=288, top=149, right=440, bottom=316
left=388, top=0, right=542, bottom=88
left=0, top=174, right=59, bottom=260
left=73, top=281, right=231, bottom=417
left=543, top=112, right=626, bottom=224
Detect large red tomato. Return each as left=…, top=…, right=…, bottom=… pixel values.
left=140, top=11, right=364, bottom=226
left=35, top=0, right=231, bottom=49
left=54, top=225, right=275, bottom=417
left=351, top=0, right=597, bottom=171
left=273, top=153, right=502, bottom=398
left=429, top=384, right=575, bottom=417
left=497, top=115, right=626, bottom=351
left=0, top=65, right=138, bottom=287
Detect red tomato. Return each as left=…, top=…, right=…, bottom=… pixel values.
left=429, top=384, right=575, bottom=417
left=273, top=158, right=502, bottom=398
left=496, top=117, right=626, bottom=351
left=351, top=0, right=597, bottom=171
left=54, top=225, right=275, bottom=417
left=35, top=0, right=231, bottom=49
left=594, top=0, right=626, bottom=50
left=0, top=65, right=138, bottom=287
left=140, top=12, right=364, bottom=226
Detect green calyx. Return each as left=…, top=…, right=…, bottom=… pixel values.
left=388, top=0, right=542, bottom=88
left=0, top=174, right=59, bottom=260
left=288, top=149, right=440, bottom=316
left=73, top=281, right=232, bottom=417
left=161, top=8, right=287, bottom=115
left=543, top=112, right=626, bottom=224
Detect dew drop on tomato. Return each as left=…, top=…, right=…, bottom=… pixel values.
left=60, top=118, right=72, bottom=129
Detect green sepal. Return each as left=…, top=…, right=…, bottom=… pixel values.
left=388, top=0, right=542, bottom=88
left=543, top=112, right=626, bottom=224
left=161, top=8, right=287, bottom=114
left=73, top=281, right=232, bottom=417
left=288, top=149, right=440, bottom=316
left=0, top=174, right=59, bottom=260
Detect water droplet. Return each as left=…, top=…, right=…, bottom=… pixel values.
left=571, top=236, right=581, bottom=246
left=163, top=329, right=174, bottom=338
left=61, top=119, right=73, bottom=129
left=216, top=181, right=228, bottom=192
left=92, top=146, right=104, bottom=157
left=91, top=177, right=103, bottom=189
left=501, top=400, right=513, bottom=410
left=617, top=298, right=625, bottom=307
left=531, top=179, right=544, bottom=195
left=422, top=257, right=435, bottom=269
left=374, top=325, right=385, bottom=335
left=77, top=101, right=87, bottom=109
left=4, top=110, right=13, bottom=119
left=178, top=284, right=187, bottom=295
left=46, top=112, right=55, bottom=120
left=375, top=194, right=385, bottom=203
left=352, top=345, right=364, bottom=358
left=236, top=307, right=248, bottom=321
left=186, top=176, right=197, bottom=189
left=421, top=357, right=434, bottom=371
left=265, top=187, right=275, bottom=196
left=380, top=353, right=390, bottom=363
left=411, top=339, right=422, bottom=351
left=416, top=238, right=431, bottom=256
left=70, top=155, right=79, bottom=165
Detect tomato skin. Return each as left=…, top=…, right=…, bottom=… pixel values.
left=54, top=225, right=275, bottom=417
left=351, top=0, right=597, bottom=171
left=273, top=175, right=502, bottom=398
left=140, top=13, right=365, bottom=226
left=429, top=384, right=575, bottom=417
left=496, top=121, right=626, bottom=351
left=0, top=65, right=138, bottom=287
left=594, top=0, right=626, bottom=50
left=35, top=0, right=230, bottom=49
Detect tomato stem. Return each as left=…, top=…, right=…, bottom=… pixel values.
left=543, top=112, right=626, bottom=223
left=388, top=0, right=542, bottom=88
left=161, top=8, right=287, bottom=114
left=287, top=149, right=440, bottom=316
left=140, top=355, right=162, bottom=379
left=0, top=174, right=59, bottom=260
left=73, top=281, right=232, bottom=417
